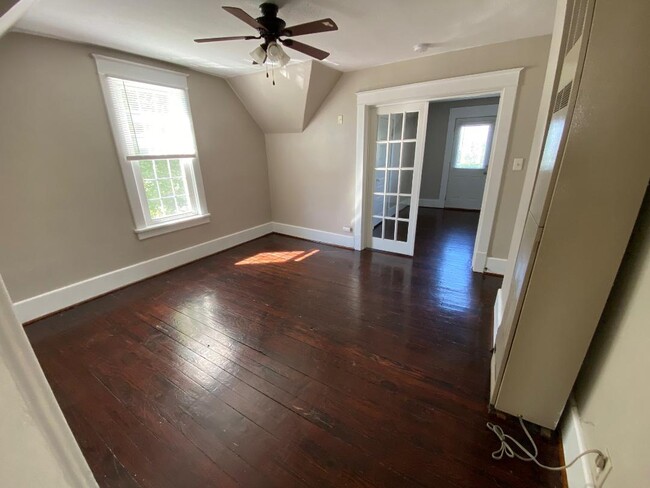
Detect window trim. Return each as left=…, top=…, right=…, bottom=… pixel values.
left=93, top=54, right=209, bottom=239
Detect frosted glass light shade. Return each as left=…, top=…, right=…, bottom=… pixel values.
left=266, top=42, right=290, bottom=67
left=250, top=45, right=267, bottom=64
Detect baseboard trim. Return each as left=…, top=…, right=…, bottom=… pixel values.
left=562, top=396, right=594, bottom=488
left=12, top=222, right=274, bottom=324
left=419, top=198, right=444, bottom=208
left=272, top=222, right=354, bottom=249
left=472, top=251, right=488, bottom=273
left=486, top=257, right=507, bottom=276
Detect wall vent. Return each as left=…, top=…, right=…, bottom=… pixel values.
left=553, top=81, right=573, bottom=113
left=566, top=0, right=589, bottom=54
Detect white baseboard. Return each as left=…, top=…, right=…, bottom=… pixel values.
left=419, top=198, right=444, bottom=208
left=12, top=222, right=273, bottom=323
left=486, top=257, right=507, bottom=275
left=472, top=251, right=488, bottom=273
left=562, top=396, right=594, bottom=487
left=272, top=222, right=354, bottom=248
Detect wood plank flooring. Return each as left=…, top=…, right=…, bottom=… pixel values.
left=27, top=208, right=563, bottom=487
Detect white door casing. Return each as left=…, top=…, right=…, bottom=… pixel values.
left=0, top=273, right=98, bottom=486
left=367, top=102, right=429, bottom=255
left=355, top=69, right=522, bottom=272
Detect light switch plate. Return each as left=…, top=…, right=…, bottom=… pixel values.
left=513, top=157, right=525, bottom=171
left=337, top=115, right=343, bottom=125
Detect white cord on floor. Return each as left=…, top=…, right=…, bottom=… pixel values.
left=487, top=416, right=606, bottom=471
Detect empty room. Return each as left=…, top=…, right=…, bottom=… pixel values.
left=0, top=1, right=648, bottom=487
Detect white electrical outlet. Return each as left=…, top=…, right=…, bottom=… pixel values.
left=342, top=226, right=352, bottom=233
left=513, top=157, right=525, bottom=171
left=594, top=450, right=613, bottom=487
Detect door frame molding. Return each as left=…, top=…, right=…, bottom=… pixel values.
left=355, top=68, right=522, bottom=272
left=439, top=104, right=499, bottom=208
left=0, top=273, right=98, bottom=486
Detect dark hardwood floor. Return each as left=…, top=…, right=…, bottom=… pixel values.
left=27, top=208, right=563, bottom=488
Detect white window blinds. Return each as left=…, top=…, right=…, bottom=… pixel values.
left=105, top=77, right=196, bottom=158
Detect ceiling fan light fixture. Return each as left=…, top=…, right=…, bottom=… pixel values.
left=266, top=42, right=290, bottom=67
left=250, top=45, right=267, bottom=64
left=196, top=5, right=337, bottom=68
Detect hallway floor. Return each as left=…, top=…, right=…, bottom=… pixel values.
left=27, top=208, right=563, bottom=487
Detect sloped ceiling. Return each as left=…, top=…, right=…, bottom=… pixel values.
left=1, top=0, right=35, bottom=36
left=229, top=60, right=341, bottom=133
left=12, top=0, right=555, bottom=77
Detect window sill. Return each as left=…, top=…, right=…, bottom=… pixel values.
left=134, top=213, right=210, bottom=240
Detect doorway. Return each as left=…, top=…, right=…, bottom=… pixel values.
left=420, top=100, right=499, bottom=211
left=354, top=69, right=522, bottom=272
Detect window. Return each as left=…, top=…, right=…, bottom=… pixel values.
left=94, top=55, right=209, bottom=239
left=453, top=122, right=493, bottom=170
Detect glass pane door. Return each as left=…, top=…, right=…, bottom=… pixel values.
left=369, top=103, right=427, bottom=255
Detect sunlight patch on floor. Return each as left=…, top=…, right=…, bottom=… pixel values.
left=235, top=249, right=319, bottom=265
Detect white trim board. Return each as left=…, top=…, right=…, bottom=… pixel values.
left=12, top=223, right=273, bottom=323
left=493, top=288, right=504, bottom=348
left=562, top=397, right=594, bottom=488
left=485, top=257, right=507, bottom=275
left=499, top=0, right=569, bottom=302
left=354, top=68, right=522, bottom=274
left=272, top=222, right=354, bottom=248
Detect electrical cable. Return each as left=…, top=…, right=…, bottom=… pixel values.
left=487, top=416, right=606, bottom=471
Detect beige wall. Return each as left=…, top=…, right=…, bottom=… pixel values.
left=0, top=33, right=271, bottom=302
left=573, top=191, right=650, bottom=486
left=265, top=35, right=550, bottom=259
left=420, top=97, right=500, bottom=200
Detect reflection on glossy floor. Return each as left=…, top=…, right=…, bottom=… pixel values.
left=27, top=208, right=563, bottom=488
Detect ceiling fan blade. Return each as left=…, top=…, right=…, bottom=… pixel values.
left=281, top=39, right=330, bottom=60
left=283, top=18, right=338, bottom=37
left=222, top=6, right=264, bottom=30
left=194, top=35, right=258, bottom=43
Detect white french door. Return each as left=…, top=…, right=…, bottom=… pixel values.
left=367, top=102, right=428, bottom=255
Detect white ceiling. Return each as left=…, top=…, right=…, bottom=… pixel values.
left=14, top=0, right=556, bottom=78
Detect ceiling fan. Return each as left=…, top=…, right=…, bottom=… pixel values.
left=194, top=2, right=338, bottom=66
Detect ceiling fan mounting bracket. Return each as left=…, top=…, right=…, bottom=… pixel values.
left=255, top=2, right=286, bottom=42
left=259, top=2, right=279, bottom=18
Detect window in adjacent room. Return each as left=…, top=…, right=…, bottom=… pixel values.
left=453, top=123, right=493, bottom=170
left=94, top=55, right=209, bottom=239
